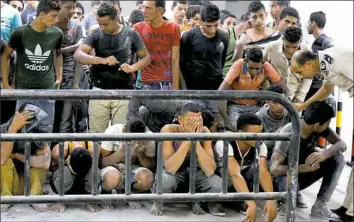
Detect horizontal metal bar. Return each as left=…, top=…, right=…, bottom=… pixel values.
left=0, top=192, right=287, bottom=204
left=0, top=89, right=294, bottom=103
left=0, top=132, right=291, bottom=142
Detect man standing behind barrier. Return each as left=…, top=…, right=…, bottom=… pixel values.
left=1, top=0, right=64, bottom=139
left=99, top=119, right=155, bottom=210
left=291, top=48, right=353, bottom=111
left=1, top=104, right=52, bottom=212
left=214, top=113, right=277, bottom=222
left=74, top=2, right=151, bottom=133
left=151, top=103, right=225, bottom=217
left=270, top=102, right=346, bottom=220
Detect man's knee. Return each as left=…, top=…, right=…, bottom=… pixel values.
left=206, top=175, right=222, bottom=193
left=273, top=176, right=287, bottom=192
left=134, top=169, right=154, bottom=191
left=159, top=171, right=178, bottom=193
left=323, top=153, right=345, bottom=170
left=30, top=168, right=48, bottom=195
left=102, top=170, right=121, bottom=192
left=52, top=167, right=75, bottom=194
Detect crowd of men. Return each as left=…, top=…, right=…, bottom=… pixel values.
left=0, top=0, right=353, bottom=222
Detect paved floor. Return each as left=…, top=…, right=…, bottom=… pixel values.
left=1, top=165, right=352, bottom=221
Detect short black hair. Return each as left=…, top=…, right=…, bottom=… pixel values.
left=186, top=5, right=201, bottom=19
left=220, top=10, right=236, bottom=24
left=125, top=119, right=146, bottom=133
left=188, top=0, right=202, bottom=6
left=179, top=103, right=201, bottom=116
left=75, top=2, right=85, bottom=14
left=129, top=9, right=144, bottom=25
left=283, top=26, right=302, bottom=43
left=279, top=7, right=299, bottom=20
left=36, top=0, right=62, bottom=16
left=136, top=0, right=143, bottom=6
left=266, top=84, right=285, bottom=94
left=91, top=1, right=102, bottom=7
left=295, top=50, right=317, bottom=65
left=200, top=3, right=220, bottom=23
left=237, top=113, right=262, bottom=131
left=201, top=0, right=212, bottom=6
left=201, top=109, right=215, bottom=129
left=172, top=0, right=188, bottom=8
left=106, top=0, right=121, bottom=8
left=240, top=12, right=250, bottom=22
left=310, top=11, right=326, bottom=29
left=154, top=0, right=166, bottom=9
left=303, top=101, right=334, bottom=125
left=70, top=148, right=92, bottom=176
left=247, top=48, right=263, bottom=63
left=273, top=0, right=290, bottom=7
left=97, top=2, right=117, bottom=20
left=248, top=1, right=265, bottom=14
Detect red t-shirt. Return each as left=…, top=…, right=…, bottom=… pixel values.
left=134, top=21, right=181, bottom=83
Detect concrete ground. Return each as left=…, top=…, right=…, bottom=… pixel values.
left=1, top=165, right=352, bottom=222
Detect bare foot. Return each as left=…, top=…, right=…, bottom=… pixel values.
left=1, top=204, right=13, bottom=212
left=191, top=202, right=205, bottom=215
left=85, top=203, right=102, bottom=212
left=30, top=204, right=49, bottom=212
left=100, top=203, right=113, bottom=210
left=50, top=203, right=66, bottom=212
left=128, top=202, right=142, bottom=209
left=151, top=202, right=164, bottom=216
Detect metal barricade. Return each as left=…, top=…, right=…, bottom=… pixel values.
left=0, top=90, right=301, bottom=221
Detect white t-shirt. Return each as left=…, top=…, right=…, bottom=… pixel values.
left=101, top=124, right=155, bottom=158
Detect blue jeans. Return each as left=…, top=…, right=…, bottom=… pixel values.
left=137, top=81, right=172, bottom=91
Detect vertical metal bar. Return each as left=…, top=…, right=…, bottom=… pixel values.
left=58, top=142, right=65, bottom=196
left=24, top=142, right=31, bottom=196
left=156, top=142, right=163, bottom=195
left=286, top=112, right=301, bottom=222
left=189, top=141, right=197, bottom=194
left=252, top=141, right=260, bottom=193
left=125, top=142, right=132, bottom=195
left=222, top=141, right=229, bottom=194
left=91, top=142, right=99, bottom=195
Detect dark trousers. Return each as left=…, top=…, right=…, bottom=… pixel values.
left=273, top=154, right=345, bottom=202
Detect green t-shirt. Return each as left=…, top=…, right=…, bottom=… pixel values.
left=8, top=24, right=63, bottom=89
left=222, top=27, right=237, bottom=78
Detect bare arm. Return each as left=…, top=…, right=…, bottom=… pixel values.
left=171, top=46, right=180, bottom=90
left=228, top=157, right=257, bottom=209
left=51, top=142, right=69, bottom=167
left=303, top=83, right=335, bottom=108
left=0, top=127, right=17, bottom=165
left=270, top=151, right=313, bottom=176
left=61, top=43, right=80, bottom=55
left=259, top=157, right=274, bottom=192
left=323, top=129, right=347, bottom=158
left=162, top=126, right=191, bottom=175
left=1, top=45, right=14, bottom=89
left=195, top=128, right=216, bottom=177
left=74, top=44, right=107, bottom=65
left=100, top=148, right=124, bottom=169
left=55, top=48, right=63, bottom=88
left=217, top=81, right=237, bottom=132
left=137, top=153, right=155, bottom=169
left=13, top=144, right=51, bottom=170
left=132, top=47, right=151, bottom=72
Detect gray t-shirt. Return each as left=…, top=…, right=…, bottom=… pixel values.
left=83, top=26, right=145, bottom=89
left=61, top=19, right=83, bottom=78
left=274, top=122, right=330, bottom=163
left=256, top=105, right=290, bottom=154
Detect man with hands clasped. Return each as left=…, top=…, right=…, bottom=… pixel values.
left=270, top=101, right=346, bottom=220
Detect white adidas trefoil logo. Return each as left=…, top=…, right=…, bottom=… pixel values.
left=24, top=44, right=51, bottom=71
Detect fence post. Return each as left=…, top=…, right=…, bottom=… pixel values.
left=222, top=141, right=229, bottom=194
left=59, top=142, right=65, bottom=196
left=189, top=141, right=197, bottom=194
left=24, top=142, right=31, bottom=196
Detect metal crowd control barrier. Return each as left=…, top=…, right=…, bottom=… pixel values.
left=0, top=90, right=301, bottom=221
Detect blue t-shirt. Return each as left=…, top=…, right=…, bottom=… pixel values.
left=1, top=3, right=22, bottom=42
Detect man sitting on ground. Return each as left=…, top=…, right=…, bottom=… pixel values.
left=214, top=113, right=277, bottom=222
left=270, top=101, right=346, bottom=220
left=100, top=119, right=155, bottom=209
left=256, top=85, right=290, bottom=157
left=151, top=103, right=224, bottom=217
left=1, top=104, right=51, bottom=212
left=50, top=146, right=102, bottom=212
